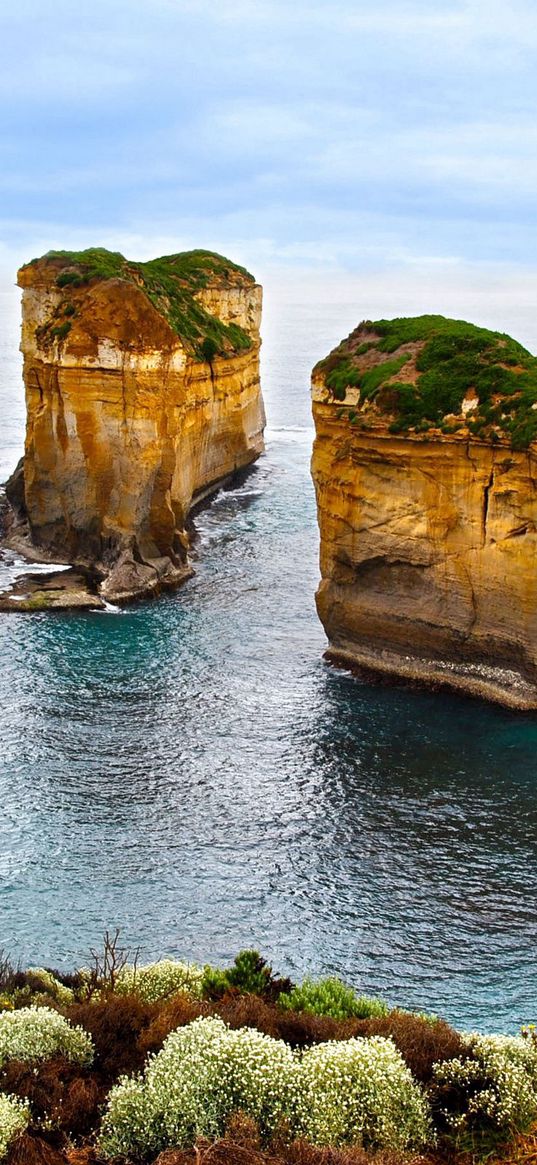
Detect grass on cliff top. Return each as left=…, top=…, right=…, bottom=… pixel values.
left=24, top=247, right=256, bottom=361
left=317, top=314, right=537, bottom=451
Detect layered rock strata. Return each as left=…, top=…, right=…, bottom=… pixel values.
left=2, top=248, right=265, bottom=607
left=311, top=315, right=537, bottom=709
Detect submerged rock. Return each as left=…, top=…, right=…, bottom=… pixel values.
left=2, top=247, right=265, bottom=607
left=311, top=315, right=537, bottom=710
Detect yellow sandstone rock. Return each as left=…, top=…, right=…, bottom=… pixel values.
left=4, top=248, right=265, bottom=605
left=311, top=316, right=537, bottom=709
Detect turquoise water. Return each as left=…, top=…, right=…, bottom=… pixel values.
left=1, top=290, right=536, bottom=1033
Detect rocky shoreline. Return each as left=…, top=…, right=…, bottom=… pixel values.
left=324, top=645, right=537, bottom=712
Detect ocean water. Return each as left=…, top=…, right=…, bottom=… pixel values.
left=1, top=288, right=537, bottom=1033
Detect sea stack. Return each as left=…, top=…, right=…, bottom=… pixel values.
left=311, top=315, right=537, bottom=710
left=3, top=248, right=265, bottom=606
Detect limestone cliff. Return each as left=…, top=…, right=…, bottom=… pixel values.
left=311, top=315, right=537, bottom=709
left=3, top=247, right=265, bottom=605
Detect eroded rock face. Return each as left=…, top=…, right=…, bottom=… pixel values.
left=4, top=249, right=265, bottom=604
left=311, top=317, right=537, bottom=709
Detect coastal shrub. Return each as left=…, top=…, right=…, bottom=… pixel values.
left=294, top=1037, right=432, bottom=1150
left=279, top=979, right=389, bottom=1022
left=0, top=1006, right=93, bottom=1067
left=150, top=1113, right=415, bottom=1164
left=201, top=336, right=219, bottom=363
left=66, top=994, right=157, bottom=1081
left=325, top=359, right=362, bottom=399
left=25, top=968, right=75, bottom=1007
left=99, top=1016, right=297, bottom=1159
left=37, top=247, right=254, bottom=360
left=139, top=992, right=348, bottom=1059
left=354, top=1011, right=464, bottom=1083
left=202, top=950, right=292, bottom=1002
left=116, top=959, right=205, bottom=1003
left=274, top=1007, right=359, bottom=1050
left=1, top=1054, right=101, bottom=1137
left=318, top=314, right=537, bottom=449
left=432, top=1032, right=537, bottom=1134
left=0, top=1094, right=29, bottom=1162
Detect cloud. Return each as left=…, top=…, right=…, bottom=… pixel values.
left=1, top=0, right=537, bottom=276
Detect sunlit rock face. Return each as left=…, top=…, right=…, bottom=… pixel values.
left=5, top=248, right=265, bottom=603
left=311, top=315, right=537, bottom=710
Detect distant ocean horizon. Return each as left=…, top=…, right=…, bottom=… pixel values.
left=1, top=285, right=537, bottom=1033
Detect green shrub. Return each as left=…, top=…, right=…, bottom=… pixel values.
left=202, top=950, right=291, bottom=1001
left=201, top=336, right=219, bottom=363
left=325, top=359, right=362, bottom=398
left=0, top=1005, right=93, bottom=1067
left=279, top=978, right=389, bottom=1021
left=359, top=355, right=411, bottom=400
left=432, top=1032, right=537, bottom=1135
left=0, top=1094, right=29, bottom=1162
left=316, top=314, right=537, bottom=449
left=294, top=1035, right=432, bottom=1149
left=116, top=959, right=204, bottom=1003
left=50, top=321, right=71, bottom=341
left=99, top=1015, right=296, bottom=1159
left=28, top=247, right=254, bottom=360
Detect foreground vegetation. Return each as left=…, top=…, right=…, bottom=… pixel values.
left=23, top=247, right=255, bottom=360
left=315, top=315, right=537, bottom=450
left=0, top=941, right=535, bottom=1165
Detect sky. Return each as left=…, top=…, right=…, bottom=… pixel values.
left=2, top=0, right=537, bottom=324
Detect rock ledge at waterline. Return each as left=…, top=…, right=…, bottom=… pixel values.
left=311, top=314, right=537, bottom=710
left=1, top=247, right=265, bottom=610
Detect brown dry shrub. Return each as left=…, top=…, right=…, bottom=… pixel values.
left=59, top=1074, right=102, bottom=1137
left=1, top=1055, right=102, bottom=1136
left=65, top=1152, right=100, bottom=1165
left=352, top=1012, right=465, bottom=1083
left=65, top=993, right=158, bottom=1081
left=282, top=1147, right=413, bottom=1165
left=139, top=993, right=211, bottom=1058
left=65, top=1150, right=100, bottom=1165
left=215, top=996, right=358, bottom=1049
left=269, top=1009, right=358, bottom=1050
left=216, top=995, right=284, bottom=1040
left=141, top=993, right=355, bottom=1061
left=152, top=1117, right=425, bottom=1165
left=6, top=1131, right=66, bottom=1165
left=153, top=1140, right=422, bottom=1165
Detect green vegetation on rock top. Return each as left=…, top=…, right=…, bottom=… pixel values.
left=316, top=314, right=537, bottom=450
left=23, top=247, right=256, bottom=361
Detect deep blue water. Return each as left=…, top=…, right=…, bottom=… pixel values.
left=1, top=289, right=536, bottom=1033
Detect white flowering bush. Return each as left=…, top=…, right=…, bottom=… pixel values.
left=433, top=1032, right=537, bottom=1134
left=100, top=1015, right=297, bottom=1159
left=116, top=959, right=204, bottom=1003
left=100, top=1018, right=432, bottom=1159
left=294, top=1036, right=432, bottom=1149
left=0, top=1094, right=30, bottom=1161
left=27, top=967, right=75, bottom=1006
left=0, top=1006, right=93, bottom=1067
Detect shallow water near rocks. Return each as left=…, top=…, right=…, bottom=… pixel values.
left=0, top=289, right=537, bottom=1033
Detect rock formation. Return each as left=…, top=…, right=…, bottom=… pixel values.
left=2, top=247, right=265, bottom=607
left=311, top=315, right=537, bottom=709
